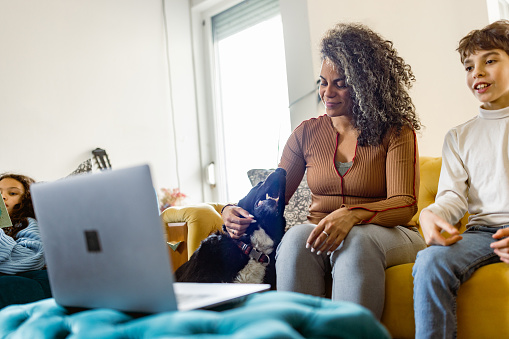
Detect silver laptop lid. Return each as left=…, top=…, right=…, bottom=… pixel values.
left=31, top=164, right=178, bottom=313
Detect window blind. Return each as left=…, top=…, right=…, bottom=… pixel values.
left=212, top=0, right=280, bottom=42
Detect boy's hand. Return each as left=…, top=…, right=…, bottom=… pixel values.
left=419, top=209, right=463, bottom=246
left=491, top=228, right=509, bottom=263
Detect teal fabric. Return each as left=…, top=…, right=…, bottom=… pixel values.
left=0, top=269, right=51, bottom=308
left=0, top=291, right=390, bottom=338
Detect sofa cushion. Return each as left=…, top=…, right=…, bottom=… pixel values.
left=248, top=169, right=311, bottom=230
left=0, top=291, right=390, bottom=338
left=382, top=262, right=509, bottom=338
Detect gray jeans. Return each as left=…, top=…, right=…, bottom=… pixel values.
left=275, top=223, right=426, bottom=319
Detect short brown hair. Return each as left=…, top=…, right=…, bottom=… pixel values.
left=457, top=20, right=509, bottom=63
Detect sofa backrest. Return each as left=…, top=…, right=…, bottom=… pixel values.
left=411, top=157, right=442, bottom=226
left=413, top=156, right=468, bottom=234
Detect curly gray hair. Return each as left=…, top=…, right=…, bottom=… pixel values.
left=320, top=23, right=421, bottom=146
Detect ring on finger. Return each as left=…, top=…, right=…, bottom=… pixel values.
left=322, top=231, right=329, bottom=237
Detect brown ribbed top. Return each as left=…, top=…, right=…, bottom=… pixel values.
left=279, top=114, right=419, bottom=227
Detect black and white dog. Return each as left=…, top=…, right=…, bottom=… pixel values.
left=175, top=168, right=286, bottom=288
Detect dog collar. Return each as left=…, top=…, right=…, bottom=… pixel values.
left=222, top=225, right=270, bottom=264
left=236, top=240, right=270, bottom=264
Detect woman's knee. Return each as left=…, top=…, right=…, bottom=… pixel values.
left=341, top=225, right=381, bottom=255
left=329, top=226, right=385, bottom=271
left=280, top=224, right=314, bottom=246
left=276, top=224, right=315, bottom=260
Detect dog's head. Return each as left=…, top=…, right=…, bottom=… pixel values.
left=237, top=168, right=286, bottom=239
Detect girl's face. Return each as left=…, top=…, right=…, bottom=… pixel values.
left=0, top=178, right=25, bottom=214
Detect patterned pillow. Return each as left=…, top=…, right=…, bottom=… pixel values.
left=247, top=169, right=311, bottom=231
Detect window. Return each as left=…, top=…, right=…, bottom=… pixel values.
left=487, top=0, right=509, bottom=21
left=207, top=0, right=291, bottom=202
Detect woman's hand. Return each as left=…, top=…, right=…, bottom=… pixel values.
left=419, top=209, right=462, bottom=246
left=307, top=207, right=370, bottom=255
left=491, top=228, right=509, bottom=263
left=222, top=205, right=256, bottom=239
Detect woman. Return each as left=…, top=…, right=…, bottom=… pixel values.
left=222, top=23, right=426, bottom=319
left=0, top=173, right=50, bottom=307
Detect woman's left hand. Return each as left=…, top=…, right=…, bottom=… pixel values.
left=307, top=207, right=374, bottom=255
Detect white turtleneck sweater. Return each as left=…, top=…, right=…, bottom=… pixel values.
left=424, top=106, right=509, bottom=228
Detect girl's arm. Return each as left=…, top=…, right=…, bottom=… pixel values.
left=0, top=218, right=45, bottom=274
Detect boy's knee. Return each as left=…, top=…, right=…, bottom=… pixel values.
left=413, top=246, right=448, bottom=278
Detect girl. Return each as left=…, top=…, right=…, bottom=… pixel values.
left=0, top=173, right=50, bottom=307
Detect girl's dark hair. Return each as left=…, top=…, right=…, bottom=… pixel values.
left=457, top=20, right=509, bottom=63
left=0, top=173, right=36, bottom=238
left=320, top=23, right=421, bottom=146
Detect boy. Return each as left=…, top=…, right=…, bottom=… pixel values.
left=412, top=20, right=509, bottom=338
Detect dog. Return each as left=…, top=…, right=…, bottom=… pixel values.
left=174, top=168, right=286, bottom=288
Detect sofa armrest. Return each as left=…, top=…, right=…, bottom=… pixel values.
left=161, top=203, right=225, bottom=259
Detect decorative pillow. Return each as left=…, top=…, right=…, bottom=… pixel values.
left=247, top=169, right=311, bottom=231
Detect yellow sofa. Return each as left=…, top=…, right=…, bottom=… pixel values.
left=161, top=157, right=509, bottom=338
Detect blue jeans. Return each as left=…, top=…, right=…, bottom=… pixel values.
left=412, top=226, right=506, bottom=339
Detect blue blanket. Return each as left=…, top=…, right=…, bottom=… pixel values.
left=0, top=291, right=390, bottom=338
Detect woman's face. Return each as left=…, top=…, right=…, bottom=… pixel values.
left=319, top=59, right=353, bottom=118
left=0, top=178, right=25, bottom=215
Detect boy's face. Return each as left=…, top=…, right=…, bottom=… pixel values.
left=464, top=49, right=509, bottom=110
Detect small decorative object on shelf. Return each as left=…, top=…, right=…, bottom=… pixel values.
left=159, top=188, right=186, bottom=212
left=167, top=241, right=182, bottom=251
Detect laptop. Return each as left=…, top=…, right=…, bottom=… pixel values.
left=31, top=164, right=269, bottom=313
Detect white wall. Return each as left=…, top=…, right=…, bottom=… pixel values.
left=0, top=0, right=187, bottom=197
left=305, top=0, right=489, bottom=156
left=0, top=0, right=494, bottom=205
